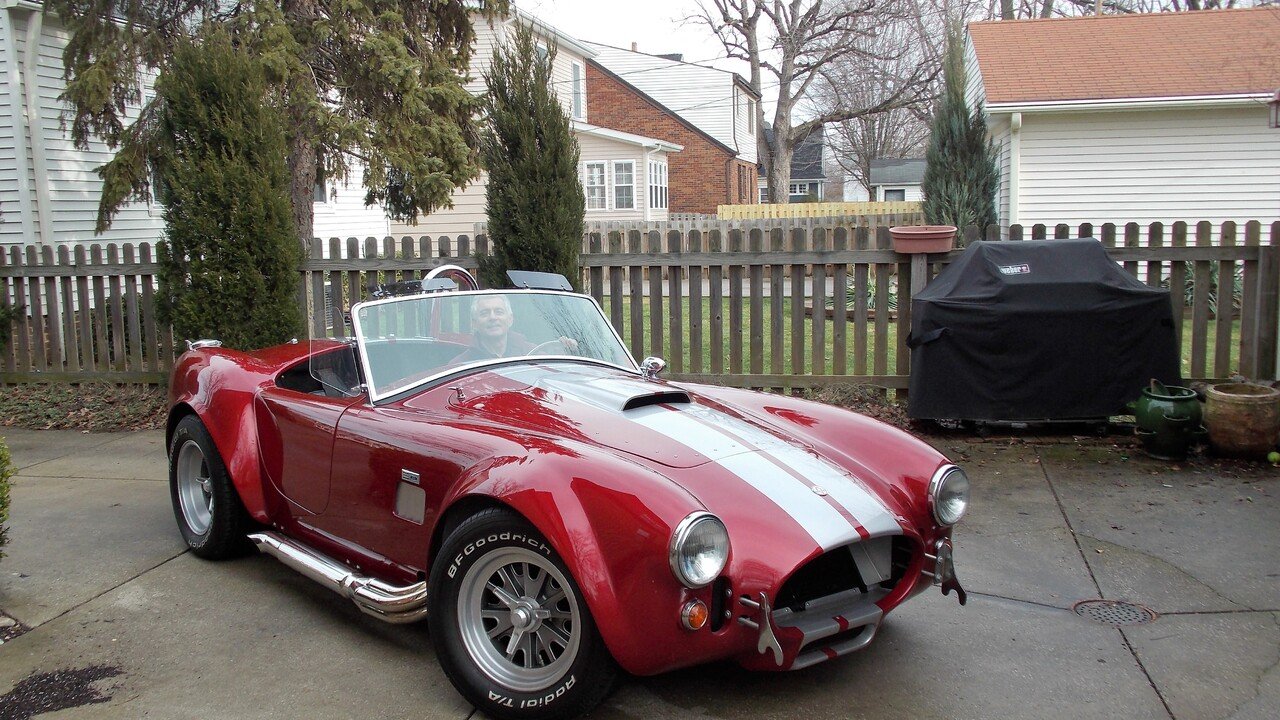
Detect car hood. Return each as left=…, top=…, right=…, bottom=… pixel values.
left=429, top=363, right=902, bottom=547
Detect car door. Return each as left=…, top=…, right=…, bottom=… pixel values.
left=254, top=387, right=362, bottom=516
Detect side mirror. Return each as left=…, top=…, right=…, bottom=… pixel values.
left=640, top=356, right=666, bottom=380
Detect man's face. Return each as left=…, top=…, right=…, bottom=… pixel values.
left=471, top=296, right=513, bottom=341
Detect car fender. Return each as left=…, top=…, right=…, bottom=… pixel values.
left=438, top=438, right=722, bottom=676
left=168, top=349, right=276, bottom=523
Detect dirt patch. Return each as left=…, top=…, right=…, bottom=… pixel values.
left=0, top=384, right=165, bottom=432
left=806, top=385, right=913, bottom=430
left=0, top=665, right=124, bottom=720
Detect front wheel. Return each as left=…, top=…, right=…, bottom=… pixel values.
left=168, top=414, right=252, bottom=559
left=429, top=508, right=617, bottom=720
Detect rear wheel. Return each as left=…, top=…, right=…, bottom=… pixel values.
left=168, top=414, right=252, bottom=559
left=429, top=508, right=617, bottom=720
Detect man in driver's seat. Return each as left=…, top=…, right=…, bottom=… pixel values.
left=453, top=294, right=577, bottom=362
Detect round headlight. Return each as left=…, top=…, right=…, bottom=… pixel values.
left=929, top=466, right=970, bottom=526
left=669, top=512, right=729, bottom=588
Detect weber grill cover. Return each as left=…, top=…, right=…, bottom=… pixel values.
left=907, top=239, right=1180, bottom=421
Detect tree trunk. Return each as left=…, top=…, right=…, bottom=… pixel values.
left=770, top=140, right=794, bottom=205
left=1000, top=0, right=1014, bottom=19
left=287, top=132, right=316, bottom=248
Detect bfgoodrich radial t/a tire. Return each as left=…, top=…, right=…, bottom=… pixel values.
left=168, top=414, right=253, bottom=559
left=429, top=508, right=617, bottom=720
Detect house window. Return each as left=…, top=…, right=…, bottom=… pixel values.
left=648, top=161, right=668, bottom=210
left=571, top=62, right=585, bottom=120
left=536, top=43, right=549, bottom=61
left=584, top=162, right=606, bottom=210
left=759, top=186, right=769, bottom=203
left=746, top=99, right=755, bottom=134
left=789, top=181, right=820, bottom=202
left=613, top=161, right=635, bottom=209
left=883, top=188, right=906, bottom=201
left=313, top=176, right=328, bottom=203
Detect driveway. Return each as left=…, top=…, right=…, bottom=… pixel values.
left=0, top=428, right=1277, bottom=719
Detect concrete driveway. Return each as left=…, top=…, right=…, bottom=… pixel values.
left=0, top=428, right=1277, bottom=719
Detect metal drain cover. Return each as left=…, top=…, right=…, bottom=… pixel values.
left=1073, top=600, right=1157, bottom=626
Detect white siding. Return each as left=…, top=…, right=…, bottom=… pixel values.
left=1015, top=106, right=1280, bottom=230
left=389, top=173, right=488, bottom=239
left=466, top=16, right=587, bottom=120
left=587, top=43, right=755, bottom=164
left=2, top=11, right=386, bottom=247
left=874, top=184, right=923, bottom=202
left=0, top=10, right=23, bottom=245
left=312, top=160, right=391, bottom=243
left=578, top=132, right=669, bottom=222
left=963, top=34, right=986, bottom=112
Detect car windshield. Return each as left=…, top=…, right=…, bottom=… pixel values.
left=351, top=290, right=635, bottom=401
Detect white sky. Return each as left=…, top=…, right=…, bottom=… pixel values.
left=516, top=0, right=751, bottom=78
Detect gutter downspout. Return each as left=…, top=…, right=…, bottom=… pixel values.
left=2, top=6, right=34, bottom=242
left=21, top=7, right=52, bottom=245
left=1009, top=112, right=1022, bottom=229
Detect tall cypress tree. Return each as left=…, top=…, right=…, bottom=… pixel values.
left=155, top=28, right=302, bottom=349
left=478, top=22, right=585, bottom=290
left=921, top=23, right=999, bottom=235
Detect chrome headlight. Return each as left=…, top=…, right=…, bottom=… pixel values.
left=929, top=466, right=970, bottom=526
left=668, top=512, right=729, bottom=588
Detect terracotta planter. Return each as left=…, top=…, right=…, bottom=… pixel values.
left=1204, top=383, right=1280, bottom=459
left=890, top=226, right=957, bottom=254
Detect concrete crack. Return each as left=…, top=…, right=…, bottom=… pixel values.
left=9, top=551, right=187, bottom=632
left=1036, top=447, right=1176, bottom=720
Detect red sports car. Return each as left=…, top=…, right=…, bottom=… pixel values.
left=166, top=268, right=968, bottom=720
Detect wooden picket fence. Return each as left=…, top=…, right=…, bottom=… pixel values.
left=2, top=220, right=1278, bottom=388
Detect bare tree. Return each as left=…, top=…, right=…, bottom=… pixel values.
left=693, top=0, right=938, bottom=203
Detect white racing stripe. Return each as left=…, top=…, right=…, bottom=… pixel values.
left=628, top=404, right=888, bottom=548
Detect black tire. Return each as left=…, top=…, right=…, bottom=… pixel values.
left=429, top=508, right=618, bottom=720
left=168, top=414, right=253, bottom=559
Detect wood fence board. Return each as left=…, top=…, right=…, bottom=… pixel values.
left=73, top=245, right=95, bottom=372
left=789, top=228, right=805, bottom=375
left=56, top=245, right=80, bottom=373
left=728, top=229, right=743, bottom=374
left=665, top=231, right=683, bottom=373
left=139, top=244, right=160, bottom=372
left=810, top=227, right=827, bottom=376
left=709, top=230, right=724, bottom=373
left=40, top=246, right=62, bottom=371
left=0, top=250, right=16, bottom=373
left=628, top=230, right=644, bottom=361
left=647, top=231, right=664, bottom=359
left=769, top=228, right=784, bottom=380
left=687, top=230, right=703, bottom=373
left=749, top=229, right=764, bottom=375
left=1216, top=222, right=1237, bottom=376
left=608, top=232, right=625, bottom=346
left=854, top=226, right=869, bottom=376
left=123, top=245, right=144, bottom=371
left=1170, top=222, right=1188, bottom=350
left=1239, top=221, right=1260, bottom=377
left=873, top=227, right=890, bottom=376
left=1190, top=222, right=1213, bottom=377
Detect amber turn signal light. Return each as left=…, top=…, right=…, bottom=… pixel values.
left=681, top=599, right=709, bottom=630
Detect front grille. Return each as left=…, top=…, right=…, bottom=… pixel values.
left=776, top=535, right=913, bottom=613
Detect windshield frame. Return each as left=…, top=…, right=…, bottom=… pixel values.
left=350, top=289, right=638, bottom=403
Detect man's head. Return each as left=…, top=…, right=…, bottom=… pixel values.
left=471, top=294, right=513, bottom=345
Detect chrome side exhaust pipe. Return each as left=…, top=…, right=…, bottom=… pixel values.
left=248, top=532, right=428, bottom=624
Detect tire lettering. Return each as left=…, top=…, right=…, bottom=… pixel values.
left=487, top=691, right=514, bottom=708
left=446, top=531, right=554, bottom=578
left=517, top=675, right=576, bottom=708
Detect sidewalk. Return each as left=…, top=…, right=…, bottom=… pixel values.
left=0, top=428, right=1277, bottom=719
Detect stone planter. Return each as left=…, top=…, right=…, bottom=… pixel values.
left=890, top=226, right=957, bottom=254
left=1204, top=383, right=1280, bottom=459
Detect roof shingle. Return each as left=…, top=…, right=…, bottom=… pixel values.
left=968, top=7, right=1280, bottom=104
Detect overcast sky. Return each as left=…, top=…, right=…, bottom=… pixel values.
left=516, top=0, right=750, bottom=77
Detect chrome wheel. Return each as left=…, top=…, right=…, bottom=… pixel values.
left=175, top=439, right=213, bottom=535
left=457, top=547, right=581, bottom=692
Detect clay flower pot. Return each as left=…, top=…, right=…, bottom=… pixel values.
left=1204, top=383, right=1280, bottom=459
left=890, top=226, right=957, bottom=254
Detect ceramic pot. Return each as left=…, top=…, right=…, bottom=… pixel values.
left=1204, top=383, right=1280, bottom=458
left=890, top=226, right=957, bottom=254
left=1130, top=384, right=1201, bottom=433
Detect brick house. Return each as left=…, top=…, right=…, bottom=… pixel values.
left=585, top=44, right=760, bottom=215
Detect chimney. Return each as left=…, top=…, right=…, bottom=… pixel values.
left=631, top=41, right=638, bottom=52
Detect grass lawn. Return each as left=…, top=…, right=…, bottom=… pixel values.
left=601, top=295, right=1239, bottom=381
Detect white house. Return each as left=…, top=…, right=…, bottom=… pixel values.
left=586, top=41, right=758, bottom=169
left=392, top=13, right=681, bottom=238
left=0, top=1, right=387, bottom=248
left=965, top=7, right=1280, bottom=233
left=868, top=158, right=925, bottom=203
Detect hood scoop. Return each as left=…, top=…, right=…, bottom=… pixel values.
left=541, top=375, right=690, bottom=413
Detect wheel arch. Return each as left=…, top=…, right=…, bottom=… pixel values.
left=430, top=449, right=706, bottom=676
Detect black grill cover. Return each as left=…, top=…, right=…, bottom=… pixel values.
left=907, top=239, right=1180, bottom=421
